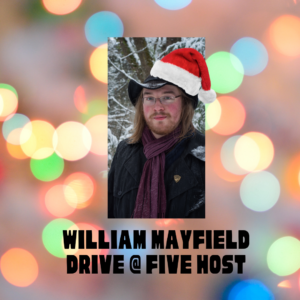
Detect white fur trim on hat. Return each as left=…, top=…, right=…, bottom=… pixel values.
left=198, top=89, right=216, bottom=104
left=150, top=60, right=201, bottom=95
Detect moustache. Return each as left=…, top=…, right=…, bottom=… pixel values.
left=150, top=113, right=170, bottom=118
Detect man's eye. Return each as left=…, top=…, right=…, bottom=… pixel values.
left=145, top=97, right=155, bottom=101
left=162, top=96, right=172, bottom=101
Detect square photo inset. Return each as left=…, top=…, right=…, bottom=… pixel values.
left=108, top=37, right=211, bottom=219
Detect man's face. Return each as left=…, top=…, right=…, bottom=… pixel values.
left=142, top=85, right=182, bottom=139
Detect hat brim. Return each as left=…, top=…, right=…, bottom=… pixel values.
left=128, top=75, right=198, bottom=109
left=128, top=76, right=168, bottom=106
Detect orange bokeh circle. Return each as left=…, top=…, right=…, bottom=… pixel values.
left=42, top=0, right=82, bottom=15
left=285, top=153, right=300, bottom=201
left=269, top=15, right=300, bottom=57
left=211, top=96, right=245, bottom=135
left=1, top=248, right=38, bottom=287
left=45, top=185, right=76, bottom=217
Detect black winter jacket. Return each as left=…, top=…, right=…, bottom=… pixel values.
left=108, top=130, right=205, bottom=218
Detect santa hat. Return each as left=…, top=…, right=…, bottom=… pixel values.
left=150, top=48, right=216, bottom=104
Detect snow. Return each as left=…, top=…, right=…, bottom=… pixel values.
left=191, top=146, right=205, bottom=161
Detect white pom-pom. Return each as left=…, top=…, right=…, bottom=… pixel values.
left=198, top=89, right=216, bottom=104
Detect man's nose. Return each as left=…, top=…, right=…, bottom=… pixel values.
left=153, top=98, right=165, bottom=111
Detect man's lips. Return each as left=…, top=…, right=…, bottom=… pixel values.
left=152, top=114, right=168, bottom=120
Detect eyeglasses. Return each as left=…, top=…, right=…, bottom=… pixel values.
left=142, top=95, right=181, bottom=106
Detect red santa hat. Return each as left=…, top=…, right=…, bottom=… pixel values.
left=150, top=48, right=216, bottom=104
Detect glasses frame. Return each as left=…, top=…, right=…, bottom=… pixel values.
left=142, top=94, right=181, bottom=106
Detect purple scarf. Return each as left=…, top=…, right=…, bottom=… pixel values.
left=133, top=125, right=181, bottom=218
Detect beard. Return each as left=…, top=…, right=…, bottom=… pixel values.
left=145, top=113, right=179, bottom=137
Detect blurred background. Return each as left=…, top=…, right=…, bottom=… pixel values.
left=1, top=0, right=300, bottom=299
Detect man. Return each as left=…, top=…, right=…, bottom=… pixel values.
left=108, top=48, right=216, bottom=218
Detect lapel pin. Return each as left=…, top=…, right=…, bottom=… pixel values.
left=174, top=175, right=181, bottom=183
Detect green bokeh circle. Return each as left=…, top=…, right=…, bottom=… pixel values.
left=206, top=51, right=244, bottom=94
left=81, top=99, right=107, bottom=123
left=0, top=83, right=18, bottom=97
left=42, top=219, right=75, bottom=258
left=30, top=152, right=64, bottom=182
left=267, top=236, right=300, bottom=276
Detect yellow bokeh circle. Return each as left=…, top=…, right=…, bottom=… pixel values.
left=0, top=89, right=18, bottom=121
left=53, top=122, right=92, bottom=161
left=20, top=120, right=55, bottom=159
left=85, top=115, right=107, bottom=155
left=89, top=44, right=108, bottom=84
left=243, top=132, right=274, bottom=171
left=234, top=135, right=260, bottom=172
left=206, top=99, right=221, bottom=130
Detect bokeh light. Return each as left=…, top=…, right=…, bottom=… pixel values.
left=210, top=96, right=245, bottom=135
left=81, top=99, right=107, bottom=123
left=0, top=94, right=3, bottom=115
left=30, top=152, right=64, bottom=182
left=0, top=248, right=38, bottom=287
left=42, top=219, right=75, bottom=258
left=242, top=132, right=274, bottom=171
left=20, top=120, right=55, bottom=159
left=156, top=219, right=184, bottom=226
left=278, top=280, right=291, bottom=288
left=0, top=160, right=3, bottom=181
left=45, top=185, right=76, bottom=217
left=154, top=0, right=192, bottom=10
left=0, top=83, right=18, bottom=96
left=230, top=37, right=268, bottom=76
left=213, top=151, right=245, bottom=182
left=228, top=280, right=274, bottom=300
left=240, top=171, right=280, bottom=212
left=42, top=0, right=82, bottom=15
left=85, top=12, right=124, bottom=47
left=90, top=44, right=108, bottom=84
left=267, top=236, right=300, bottom=276
left=0, top=86, right=18, bottom=121
left=235, top=135, right=260, bottom=172
left=85, top=115, right=107, bottom=155
left=205, top=99, right=221, bottom=130
left=63, top=223, right=109, bottom=258
left=2, top=113, right=30, bottom=145
left=221, top=136, right=249, bottom=175
left=6, top=143, right=28, bottom=159
left=74, top=86, right=87, bottom=113
left=206, top=52, right=244, bottom=94
left=285, top=153, right=300, bottom=201
left=64, top=172, right=94, bottom=209
left=269, top=15, right=300, bottom=57
left=53, top=121, right=92, bottom=161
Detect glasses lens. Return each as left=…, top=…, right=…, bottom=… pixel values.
left=161, top=96, right=175, bottom=104
left=143, top=97, right=155, bottom=105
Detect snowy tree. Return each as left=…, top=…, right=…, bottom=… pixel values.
left=108, top=37, right=206, bottom=167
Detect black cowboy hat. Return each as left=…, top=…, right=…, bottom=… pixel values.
left=128, top=75, right=199, bottom=109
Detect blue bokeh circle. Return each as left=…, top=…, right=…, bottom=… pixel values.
left=154, top=0, right=192, bottom=10
left=230, top=37, right=268, bottom=76
left=85, top=11, right=124, bottom=47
